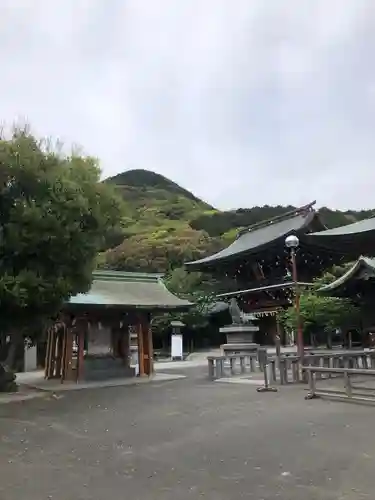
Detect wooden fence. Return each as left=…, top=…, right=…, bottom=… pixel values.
left=304, top=365, right=375, bottom=404
left=207, top=350, right=375, bottom=384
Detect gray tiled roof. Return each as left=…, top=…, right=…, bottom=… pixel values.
left=186, top=204, right=319, bottom=269
left=308, top=216, right=375, bottom=237
left=68, top=271, right=192, bottom=310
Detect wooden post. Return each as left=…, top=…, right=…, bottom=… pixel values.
left=240, top=356, right=246, bottom=374
left=77, top=329, right=85, bottom=382
left=136, top=313, right=154, bottom=376
left=229, top=357, right=236, bottom=375
left=55, top=332, right=63, bottom=379
left=146, top=318, right=154, bottom=375
left=60, top=326, right=67, bottom=383
left=137, top=320, right=145, bottom=376
left=46, top=328, right=57, bottom=379
left=44, top=328, right=52, bottom=379
left=208, top=358, right=215, bottom=380
left=308, top=369, right=316, bottom=396
left=344, top=371, right=352, bottom=398
left=63, top=327, right=74, bottom=382
left=217, top=358, right=224, bottom=378
left=327, top=330, right=332, bottom=350
left=348, top=331, right=353, bottom=349
left=250, top=355, right=256, bottom=372
left=275, top=314, right=282, bottom=369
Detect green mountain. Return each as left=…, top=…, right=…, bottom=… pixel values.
left=101, top=169, right=375, bottom=272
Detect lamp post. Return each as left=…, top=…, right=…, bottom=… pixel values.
left=285, top=234, right=304, bottom=360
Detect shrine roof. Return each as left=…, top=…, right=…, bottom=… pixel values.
left=307, top=216, right=375, bottom=255
left=68, top=270, right=192, bottom=310
left=317, top=256, right=375, bottom=297
left=185, top=202, right=324, bottom=270
left=309, top=217, right=375, bottom=237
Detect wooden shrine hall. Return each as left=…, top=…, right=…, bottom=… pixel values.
left=45, top=271, right=192, bottom=383
left=185, top=202, right=375, bottom=345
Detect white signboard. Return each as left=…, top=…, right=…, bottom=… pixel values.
left=171, top=334, right=183, bottom=360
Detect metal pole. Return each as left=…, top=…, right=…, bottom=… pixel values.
left=291, top=248, right=304, bottom=362
left=275, top=314, right=282, bottom=369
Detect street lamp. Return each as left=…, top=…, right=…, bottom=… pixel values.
left=285, top=234, right=304, bottom=360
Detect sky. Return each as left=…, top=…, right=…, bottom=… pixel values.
left=2, top=1, right=375, bottom=211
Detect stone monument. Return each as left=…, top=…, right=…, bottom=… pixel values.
left=220, top=298, right=259, bottom=356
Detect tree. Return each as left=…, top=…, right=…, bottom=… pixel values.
left=149, top=267, right=220, bottom=350
left=281, top=293, right=360, bottom=337
left=280, top=263, right=360, bottom=342
left=0, top=127, right=123, bottom=374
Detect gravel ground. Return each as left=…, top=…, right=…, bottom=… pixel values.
left=0, top=365, right=374, bottom=499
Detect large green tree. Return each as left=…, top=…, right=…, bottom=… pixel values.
left=0, top=128, right=123, bottom=369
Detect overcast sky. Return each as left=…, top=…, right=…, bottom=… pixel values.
left=2, top=1, right=375, bottom=210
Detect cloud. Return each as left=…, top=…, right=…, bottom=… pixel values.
left=1, top=0, right=375, bottom=210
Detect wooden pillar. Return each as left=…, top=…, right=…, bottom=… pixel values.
left=45, top=326, right=61, bottom=379
left=60, top=326, right=67, bottom=383
left=137, top=313, right=154, bottom=376
left=45, top=328, right=54, bottom=379
left=55, top=332, right=64, bottom=379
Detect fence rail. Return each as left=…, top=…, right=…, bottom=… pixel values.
left=304, top=366, right=375, bottom=404
left=207, top=350, right=375, bottom=384
left=207, top=354, right=259, bottom=380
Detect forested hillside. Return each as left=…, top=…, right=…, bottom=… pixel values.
left=101, top=169, right=375, bottom=272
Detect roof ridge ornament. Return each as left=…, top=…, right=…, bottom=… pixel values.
left=237, top=201, right=316, bottom=237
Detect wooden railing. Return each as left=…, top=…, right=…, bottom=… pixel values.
left=208, top=350, right=375, bottom=384
left=304, top=366, right=375, bottom=404
left=207, top=354, right=260, bottom=380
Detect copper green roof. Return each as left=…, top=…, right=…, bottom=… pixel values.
left=317, top=256, right=375, bottom=297
left=68, top=270, right=192, bottom=310
left=185, top=202, right=325, bottom=270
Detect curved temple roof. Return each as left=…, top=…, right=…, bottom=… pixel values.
left=68, top=270, right=192, bottom=310
left=309, top=217, right=375, bottom=237
left=185, top=202, right=324, bottom=270
left=317, top=256, right=375, bottom=297
left=307, top=216, right=375, bottom=254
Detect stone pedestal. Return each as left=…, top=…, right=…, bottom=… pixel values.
left=220, top=324, right=259, bottom=356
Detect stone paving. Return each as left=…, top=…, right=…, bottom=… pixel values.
left=15, top=370, right=186, bottom=393
left=1, top=365, right=375, bottom=499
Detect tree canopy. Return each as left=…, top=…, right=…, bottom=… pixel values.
left=280, top=262, right=361, bottom=338
left=0, top=128, right=123, bottom=338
